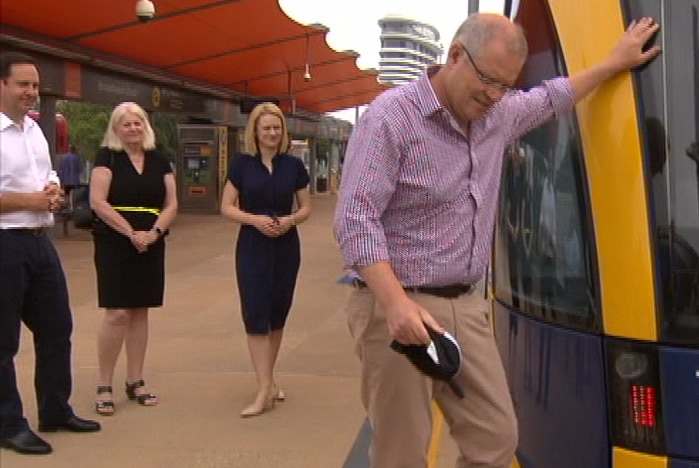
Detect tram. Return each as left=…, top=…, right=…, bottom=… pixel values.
left=491, top=0, right=699, bottom=467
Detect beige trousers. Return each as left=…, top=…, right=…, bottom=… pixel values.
left=345, top=287, right=517, bottom=468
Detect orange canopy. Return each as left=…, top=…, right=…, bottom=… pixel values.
left=0, top=0, right=389, bottom=114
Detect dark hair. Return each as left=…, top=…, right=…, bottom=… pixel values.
left=0, top=52, right=37, bottom=81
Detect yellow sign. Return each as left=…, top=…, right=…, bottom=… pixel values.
left=151, top=87, right=161, bottom=108
left=218, top=126, right=229, bottom=194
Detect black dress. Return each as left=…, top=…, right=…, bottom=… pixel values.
left=92, top=147, right=172, bottom=309
left=228, top=153, right=310, bottom=334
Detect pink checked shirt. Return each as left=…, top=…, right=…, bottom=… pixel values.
left=334, top=67, right=574, bottom=287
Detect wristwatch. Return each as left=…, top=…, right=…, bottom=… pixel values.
left=153, top=227, right=169, bottom=237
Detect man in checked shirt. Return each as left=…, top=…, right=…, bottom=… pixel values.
left=334, top=13, right=660, bottom=468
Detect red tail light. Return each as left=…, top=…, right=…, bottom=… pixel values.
left=630, top=385, right=657, bottom=427
left=606, top=340, right=665, bottom=454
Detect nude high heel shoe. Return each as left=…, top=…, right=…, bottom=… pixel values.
left=239, top=394, right=275, bottom=418
left=272, top=385, right=286, bottom=402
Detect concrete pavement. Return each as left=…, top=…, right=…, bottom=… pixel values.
left=1, top=193, right=460, bottom=468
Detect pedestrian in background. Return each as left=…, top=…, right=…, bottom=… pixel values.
left=57, top=144, right=83, bottom=195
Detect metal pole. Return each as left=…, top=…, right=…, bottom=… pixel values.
left=468, top=0, right=480, bottom=15
left=504, top=0, right=514, bottom=16
left=38, top=95, right=58, bottom=167
left=692, top=8, right=699, bottom=221
left=309, top=137, right=317, bottom=195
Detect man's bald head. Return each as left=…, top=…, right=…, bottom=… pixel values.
left=451, top=13, right=528, bottom=60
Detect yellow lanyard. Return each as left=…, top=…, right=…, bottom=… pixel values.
left=113, top=206, right=161, bottom=215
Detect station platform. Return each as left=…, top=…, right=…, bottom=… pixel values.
left=2, top=193, right=458, bottom=468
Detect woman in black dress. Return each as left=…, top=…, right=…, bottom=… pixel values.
left=220, top=102, right=311, bottom=417
left=89, top=102, right=178, bottom=415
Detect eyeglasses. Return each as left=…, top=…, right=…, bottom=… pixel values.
left=460, top=44, right=513, bottom=94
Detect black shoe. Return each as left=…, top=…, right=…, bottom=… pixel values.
left=0, top=429, right=53, bottom=455
left=38, top=415, right=101, bottom=433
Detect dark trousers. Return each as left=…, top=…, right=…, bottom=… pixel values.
left=0, top=230, right=74, bottom=437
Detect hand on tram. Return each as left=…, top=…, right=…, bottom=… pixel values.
left=612, top=16, right=661, bottom=70
left=385, top=296, right=444, bottom=345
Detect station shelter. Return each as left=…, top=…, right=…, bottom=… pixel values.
left=0, top=0, right=390, bottom=212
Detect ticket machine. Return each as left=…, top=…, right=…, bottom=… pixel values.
left=176, top=125, right=228, bottom=213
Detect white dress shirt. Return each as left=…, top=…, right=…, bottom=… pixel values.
left=0, top=112, right=56, bottom=228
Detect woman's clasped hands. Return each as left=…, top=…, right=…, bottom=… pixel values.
left=254, top=214, right=295, bottom=238
left=128, top=230, right=159, bottom=253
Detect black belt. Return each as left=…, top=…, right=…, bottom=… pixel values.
left=351, top=279, right=474, bottom=299
left=3, top=227, right=47, bottom=236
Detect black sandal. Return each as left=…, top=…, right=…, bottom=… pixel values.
left=95, top=385, right=115, bottom=416
left=125, top=380, right=158, bottom=406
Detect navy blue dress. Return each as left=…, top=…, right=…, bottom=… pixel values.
left=228, top=153, right=310, bottom=334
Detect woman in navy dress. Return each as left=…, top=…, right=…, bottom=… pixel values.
left=220, top=102, right=311, bottom=417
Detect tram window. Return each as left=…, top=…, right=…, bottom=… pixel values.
left=661, top=0, right=699, bottom=342
left=493, top=0, right=598, bottom=330
left=627, top=0, right=699, bottom=344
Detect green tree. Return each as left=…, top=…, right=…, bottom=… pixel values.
left=56, top=101, right=111, bottom=162
left=152, top=112, right=186, bottom=163
left=57, top=101, right=184, bottom=164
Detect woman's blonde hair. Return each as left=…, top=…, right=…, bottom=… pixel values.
left=101, top=102, right=157, bottom=151
left=243, top=102, right=290, bottom=155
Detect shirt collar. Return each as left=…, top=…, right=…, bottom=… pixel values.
left=413, top=65, right=444, bottom=117
left=0, top=112, right=36, bottom=132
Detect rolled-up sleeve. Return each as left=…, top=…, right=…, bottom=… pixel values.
left=333, top=106, right=402, bottom=271
left=501, top=77, right=575, bottom=143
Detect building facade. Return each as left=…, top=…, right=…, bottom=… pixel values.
left=378, top=15, right=443, bottom=86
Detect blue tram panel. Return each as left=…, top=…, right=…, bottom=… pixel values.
left=493, top=302, right=609, bottom=468
left=661, top=348, right=699, bottom=459
left=673, top=461, right=699, bottom=468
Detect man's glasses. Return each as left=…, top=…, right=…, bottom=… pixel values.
left=460, top=44, right=513, bottom=94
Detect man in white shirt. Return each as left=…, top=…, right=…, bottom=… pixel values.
left=0, top=51, right=100, bottom=456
